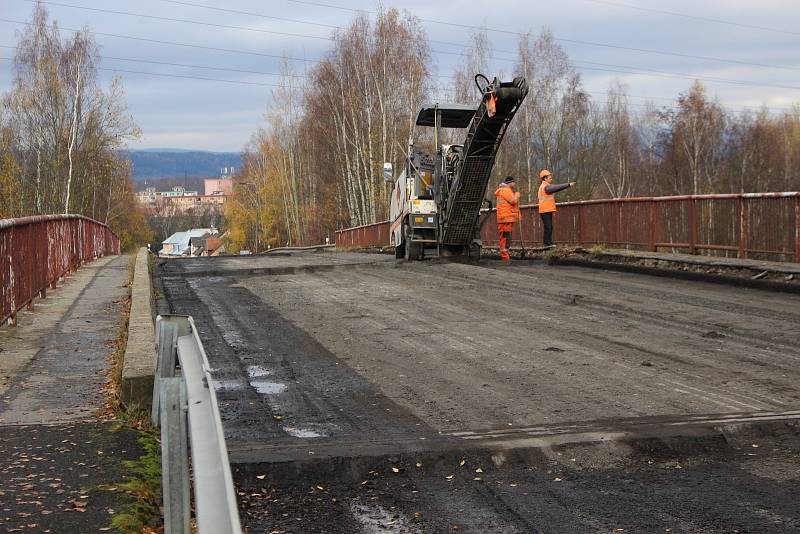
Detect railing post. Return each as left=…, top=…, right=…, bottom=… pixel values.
left=794, top=195, right=800, bottom=263
left=738, top=196, right=747, bottom=259
left=649, top=200, right=657, bottom=252
left=688, top=197, right=697, bottom=255
left=160, top=377, right=190, bottom=534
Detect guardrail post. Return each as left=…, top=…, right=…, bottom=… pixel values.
left=160, top=377, right=190, bottom=534
left=688, top=197, right=697, bottom=255
left=649, top=200, right=657, bottom=252
left=152, top=320, right=178, bottom=427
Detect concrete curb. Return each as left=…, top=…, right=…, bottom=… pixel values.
left=121, top=247, right=156, bottom=408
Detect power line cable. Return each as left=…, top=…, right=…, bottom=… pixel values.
left=2, top=12, right=798, bottom=107
left=15, top=1, right=800, bottom=77
left=432, top=83, right=788, bottom=115
left=2, top=17, right=795, bottom=95
left=154, top=0, right=517, bottom=54
left=0, top=42, right=458, bottom=79
left=0, top=44, right=306, bottom=76
left=0, top=56, right=286, bottom=86
left=571, top=60, right=800, bottom=92
left=18, top=1, right=800, bottom=73
left=159, top=0, right=342, bottom=30
left=27, top=0, right=333, bottom=41
left=0, top=17, right=317, bottom=62
left=281, top=0, right=800, bottom=73
left=429, top=46, right=800, bottom=92
left=1, top=56, right=788, bottom=114
left=583, top=0, right=800, bottom=37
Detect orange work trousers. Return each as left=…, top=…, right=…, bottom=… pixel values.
left=498, top=222, right=514, bottom=261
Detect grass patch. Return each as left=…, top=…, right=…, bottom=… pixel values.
left=587, top=244, right=606, bottom=256
left=544, top=246, right=568, bottom=264
left=109, top=428, right=163, bottom=533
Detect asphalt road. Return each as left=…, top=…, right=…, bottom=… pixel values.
left=154, top=251, right=800, bottom=533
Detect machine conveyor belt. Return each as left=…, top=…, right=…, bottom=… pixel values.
left=439, top=78, right=529, bottom=246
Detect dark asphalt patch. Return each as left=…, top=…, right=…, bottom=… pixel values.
left=234, top=424, right=800, bottom=533
left=0, top=422, right=145, bottom=533
left=156, top=271, right=434, bottom=448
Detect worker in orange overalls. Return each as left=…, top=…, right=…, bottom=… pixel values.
left=538, top=169, right=576, bottom=247
left=494, top=176, right=521, bottom=262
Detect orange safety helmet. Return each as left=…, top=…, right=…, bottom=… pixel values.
left=539, top=169, right=552, bottom=179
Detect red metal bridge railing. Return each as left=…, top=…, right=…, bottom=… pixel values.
left=0, top=214, right=121, bottom=326
left=335, top=192, right=800, bottom=263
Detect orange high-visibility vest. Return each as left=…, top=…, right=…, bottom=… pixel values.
left=495, top=186, right=521, bottom=223
left=538, top=182, right=556, bottom=213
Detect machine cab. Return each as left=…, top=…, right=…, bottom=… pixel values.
left=388, top=103, right=476, bottom=260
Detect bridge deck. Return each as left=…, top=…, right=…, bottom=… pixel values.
left=154, top=251, right=800, bottom=533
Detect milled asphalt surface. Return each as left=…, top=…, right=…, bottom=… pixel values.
left=154, top=251, right=800, bottom=533
left=0, top=255, right=145, bottom=533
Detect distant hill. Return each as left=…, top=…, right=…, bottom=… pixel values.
left=121, top=149, right=242, bottom=181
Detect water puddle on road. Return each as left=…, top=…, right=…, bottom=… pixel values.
left=351, top=503, right=417, bottom=533
left=246, top=365, right=272, bottom=378
left=283, top=426, right=323, bottom=438
left=249, top=380, right=287, bottom=394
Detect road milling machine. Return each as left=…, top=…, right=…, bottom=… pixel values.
left=386, top=75, right=529, bottom=260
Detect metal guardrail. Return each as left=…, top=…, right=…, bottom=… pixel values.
left=334, top=220, right=390, bottom=249
left=259, top=244, right=336, bottom=254
left=152, top=315, right=242, bottom=534
left=0, top=214, right=120, bottom=326
left=335, top=192, right=800, bottom=262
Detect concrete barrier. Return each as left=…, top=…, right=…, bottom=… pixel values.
left=122, top=247, right=156, bottom=408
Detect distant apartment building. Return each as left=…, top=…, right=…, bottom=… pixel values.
left=204, top=177, right=233, bottom=197
left=138, top=168, right=235, bottom=215
left=137, top=185, right=225, bottom=215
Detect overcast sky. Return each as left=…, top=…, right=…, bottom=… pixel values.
left=1, top=0, right=798, bottom=152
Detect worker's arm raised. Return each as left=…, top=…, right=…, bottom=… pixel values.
left=544, top=182, right=573, bottom=195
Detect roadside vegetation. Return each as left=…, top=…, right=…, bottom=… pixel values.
left=0, top=2, right=152, bottom=251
